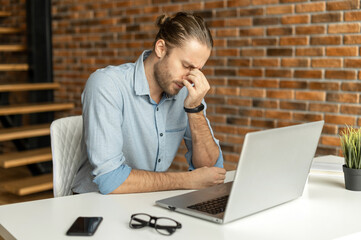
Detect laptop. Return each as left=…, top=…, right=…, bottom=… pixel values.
left=156, top=120, right=324, bottom=224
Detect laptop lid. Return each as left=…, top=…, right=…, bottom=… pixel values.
left=156, top=121, right=324, bottom=224
left=223, top=120, right=324, bottom=223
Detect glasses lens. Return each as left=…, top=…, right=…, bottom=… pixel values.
left=155, top=218, right=179, bottom=235
left=130, top=214, right=151, bottom=229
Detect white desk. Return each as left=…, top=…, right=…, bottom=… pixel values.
left=1, top=157, right=361, bottom=240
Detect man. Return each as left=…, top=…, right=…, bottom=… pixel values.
left=72, top=12, right=226, bottom=195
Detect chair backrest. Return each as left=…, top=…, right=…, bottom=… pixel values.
left=50, top=115, right=87, bottom=197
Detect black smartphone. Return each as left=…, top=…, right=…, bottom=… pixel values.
left=66, top=217, right=103, bottom=236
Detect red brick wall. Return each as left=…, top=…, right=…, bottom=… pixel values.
left=5, top=1, right=361, bottom=170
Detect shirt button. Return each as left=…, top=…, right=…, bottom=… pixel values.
left=156, top=107, right=159, bottom=111
left=160, top=133, right=163, bottom=137
left=158, top=159, right=161, bottom=163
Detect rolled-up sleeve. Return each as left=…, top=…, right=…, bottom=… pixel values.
left=184, top=100, right=224, bottom=171
left=82, top=71, right=132, bottom=194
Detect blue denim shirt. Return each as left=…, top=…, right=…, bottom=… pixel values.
left=75, top=50, right=223, bottom=194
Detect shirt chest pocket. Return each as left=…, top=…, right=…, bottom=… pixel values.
left=164, top=126, right=187, bottom=163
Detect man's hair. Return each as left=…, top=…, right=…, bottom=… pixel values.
left=153, top=12, right=213, bottom=50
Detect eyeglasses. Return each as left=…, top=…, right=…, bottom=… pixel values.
left=129, top=213, right=182, bottom=236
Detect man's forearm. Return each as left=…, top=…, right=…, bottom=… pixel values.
left=187, top=111, right=220, bottom=168
left=110, top=169, right=191, bottom=194
left=110, top=166, right=227, bottom=194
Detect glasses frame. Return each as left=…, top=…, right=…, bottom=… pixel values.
left=129, top=213, right=182, bottom=236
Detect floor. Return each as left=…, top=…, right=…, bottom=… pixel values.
left=0, top=166, right=53, bottom=206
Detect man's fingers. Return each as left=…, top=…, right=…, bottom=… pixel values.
left=210, top=168, right=226, bottom=183
left=189, top=68, right=203, bottom=78
left=218, top=174, right=226, bottom=181
left=190, top=166, right=228, bottom=189
left=215, top=179, right=225, bottom=184
left=187, top=69, right=209, bottom=88
left=182, top=79, right=195, bottom=93
left=213, top=167, right=227, bottom=174
left=184, top=74, right=201, bottom=89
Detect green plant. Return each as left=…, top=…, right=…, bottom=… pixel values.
left=340, top=126, right=361, bottom=169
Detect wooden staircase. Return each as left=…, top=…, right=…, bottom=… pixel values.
left=0, top=10, right=74, bottom=196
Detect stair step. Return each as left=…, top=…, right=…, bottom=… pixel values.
left=0, top=45, right=26, bottom=52
left=0, top=173, right=53, bottom=196
left=0, top=27, right=22, bottom=34
left=0, top=102, right=74, bottom=115
left=0, top=123, right=50, bottom=141
left=0, top=27, right=23, bottom=34
left=0, top=64, right=29, bottom=71
left=0, top=83, right=60, bottom=92
left=0, top=11, right=11, bottom=17
left=0, top=147, right=52, bottom=168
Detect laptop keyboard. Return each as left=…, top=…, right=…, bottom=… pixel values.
left=187, top=195, right=229, bottom=215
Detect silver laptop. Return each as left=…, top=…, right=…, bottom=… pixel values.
left=156, top=120, right=324, bottom=224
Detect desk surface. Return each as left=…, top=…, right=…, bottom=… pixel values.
left=1, top=157, right=361, bottom=240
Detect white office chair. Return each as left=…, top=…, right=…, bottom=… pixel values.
left=50, top=115, right=87, bottom=197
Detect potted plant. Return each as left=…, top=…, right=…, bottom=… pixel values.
left=340, top=126, right=361, bottom=191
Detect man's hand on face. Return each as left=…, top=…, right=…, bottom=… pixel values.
left=182, top=69, right=210, bottom=109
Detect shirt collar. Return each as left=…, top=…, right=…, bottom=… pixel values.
left=134, top=50, right=152, bottom=96
left=133, top=50, right=177, bottom=101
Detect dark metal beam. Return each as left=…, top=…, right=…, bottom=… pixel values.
left=26, top=0, right=53, bottom=175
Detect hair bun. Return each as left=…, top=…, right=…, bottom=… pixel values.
left=156, top=14, right=170, bottom=28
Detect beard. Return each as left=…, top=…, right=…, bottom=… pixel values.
left=153, top=59, right=182, bottom=97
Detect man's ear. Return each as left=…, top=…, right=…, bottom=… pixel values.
left=154, top=39, right=167, bottom=59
